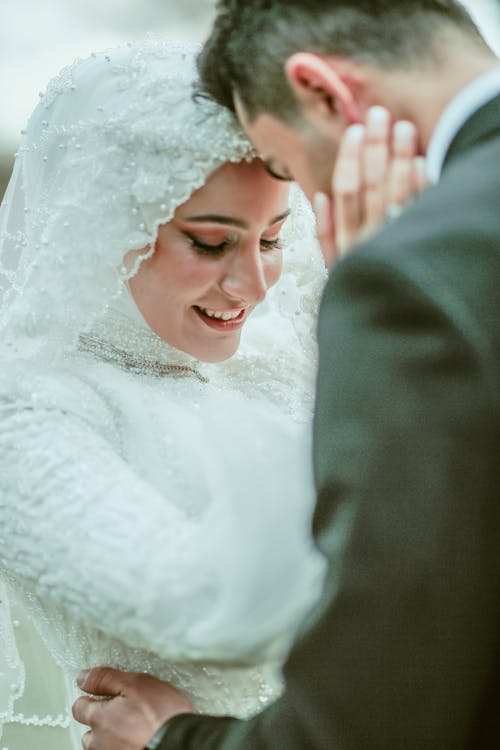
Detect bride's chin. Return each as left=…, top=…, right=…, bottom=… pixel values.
left=196, top=341, right=241, bottom=364
left=194, top=334, right=243, bottom=364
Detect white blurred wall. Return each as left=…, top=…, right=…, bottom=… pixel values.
left=0, top=0, right=216, bottom=152
left=465, top=0, right=500, bottom=53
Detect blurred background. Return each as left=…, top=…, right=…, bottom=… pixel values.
left=1, top=0, right=499, bottom=199
left=0, top=0, right=217, bottom=198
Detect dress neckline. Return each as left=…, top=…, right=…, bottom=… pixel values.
left=79, top=287, right=208, bottom=382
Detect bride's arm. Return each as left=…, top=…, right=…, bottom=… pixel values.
left=0, top=374, right=322, bottom=664
left=0, top=387, right=202, bottom=657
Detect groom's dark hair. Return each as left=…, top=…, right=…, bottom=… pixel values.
left=198, top=0, right=487, bottom=124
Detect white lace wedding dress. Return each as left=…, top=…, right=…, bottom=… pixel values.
left=0, top=40, right=327, bottom=750
left=0, top=292, right=325, bottom=749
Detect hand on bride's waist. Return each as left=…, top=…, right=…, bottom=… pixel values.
left=73, top=667, right=193, bottom=750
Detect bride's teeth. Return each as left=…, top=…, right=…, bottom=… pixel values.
left=200, top=308, right=241, bottom=321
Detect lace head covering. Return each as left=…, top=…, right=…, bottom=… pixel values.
left=0, top=39, right=328, bottom=742
left=0, top=40, right=257, bottom=359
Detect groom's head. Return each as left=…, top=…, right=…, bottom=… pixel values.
left=199, top=0, right=492, bottom=199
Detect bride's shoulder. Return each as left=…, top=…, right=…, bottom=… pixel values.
left=0, top=357, right=113, bottom=430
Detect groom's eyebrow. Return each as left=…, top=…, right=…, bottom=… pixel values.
left=183, top=209, right=291, bottom=229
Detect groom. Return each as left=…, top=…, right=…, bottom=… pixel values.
left=74, top=2, right=500, bottom=748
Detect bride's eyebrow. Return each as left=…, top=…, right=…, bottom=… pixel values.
left=182, top=209, right=291, bottom=229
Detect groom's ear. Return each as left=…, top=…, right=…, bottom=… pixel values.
left=284, top=53, right=364, bottom=125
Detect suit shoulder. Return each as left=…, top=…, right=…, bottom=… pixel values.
left=322, top=163, right=500, bottom=396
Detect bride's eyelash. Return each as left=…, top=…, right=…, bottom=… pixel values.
left=184, top=233, right=229, bottom=257
left=183, top=232, right=283, bottom=257
left=260, top=238, right=283, bottom=251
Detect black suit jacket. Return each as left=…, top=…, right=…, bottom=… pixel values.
left=160, top=94, right=500, bottom=749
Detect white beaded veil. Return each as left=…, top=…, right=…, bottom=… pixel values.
left=0, top=38, right=326, bottom=741
left=0, top=37, right=326, bottom=369
left=0, top=40, right=258, bottom=361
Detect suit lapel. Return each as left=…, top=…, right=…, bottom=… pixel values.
left=443, top=93, right=500, bottom=173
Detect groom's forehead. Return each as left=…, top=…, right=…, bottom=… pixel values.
left=235, top=94, right=301, bottom=152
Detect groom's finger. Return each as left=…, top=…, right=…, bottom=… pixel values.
left=413, top=156, right=429, bottom=193
left=387, top=121, right=418, bottom=210
left=313, top=192, right=337, bottom=268
left=363, top=106, right=391, bottom=231
left=333, top=124, right=365, bottom=255
left=73, top=695, right=104, bottom=726
left=77, top=666, right=131, bottom=697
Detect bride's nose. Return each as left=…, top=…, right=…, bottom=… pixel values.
left=220, top=245, right=267, bottom=303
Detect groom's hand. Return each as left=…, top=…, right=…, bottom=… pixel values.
left=314, top=106, right=427, bottom=267
left=73, top=666, right=194, bottom=750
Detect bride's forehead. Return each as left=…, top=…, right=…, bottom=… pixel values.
left=194, top=159, right=286, bottom=193
left=181, top=160, right=289, bottom=211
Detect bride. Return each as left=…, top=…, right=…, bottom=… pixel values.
left=0, top=40, right=327, bottom=749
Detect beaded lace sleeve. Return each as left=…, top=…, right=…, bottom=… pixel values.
left=0, top=369, right=323, bottom=665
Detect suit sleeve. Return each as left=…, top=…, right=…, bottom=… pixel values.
left=160, top=244, right=500, bottom=748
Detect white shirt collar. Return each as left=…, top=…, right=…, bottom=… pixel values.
left=426, top=66, right=500, bottom=184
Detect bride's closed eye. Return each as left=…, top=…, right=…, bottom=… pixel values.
left=260, top=237, right=283, bottom=251
left=183, top=231, right=235, bottom=257
left=183, top=231, right=283, bottom=258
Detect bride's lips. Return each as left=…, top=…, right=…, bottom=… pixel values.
left=193, top=306, right=247, bottom=331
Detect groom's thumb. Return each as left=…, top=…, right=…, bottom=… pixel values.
left=77, top=666, right=128, bottom=696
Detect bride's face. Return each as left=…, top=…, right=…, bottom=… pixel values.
left=126, top=158, right=290, bottom=362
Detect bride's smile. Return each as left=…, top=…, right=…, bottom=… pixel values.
left=193, top=305, right=247, bottom=329
left=126, top=158, right=290, bottom=363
